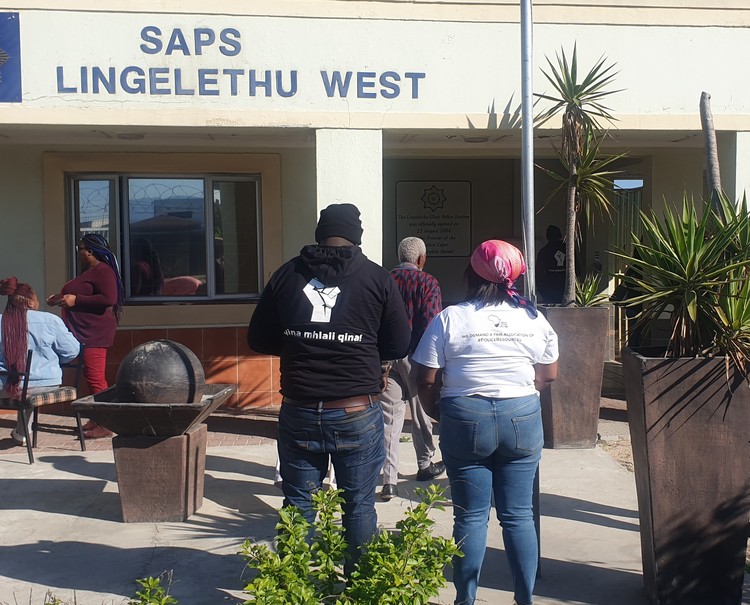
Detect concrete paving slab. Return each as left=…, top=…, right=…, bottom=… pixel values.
left=0, top=440, right=635, bottom=605
left=0, top=428, right=747, bottom=605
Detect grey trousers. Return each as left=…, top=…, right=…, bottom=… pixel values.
left=380, top=355, right=436, bottom=484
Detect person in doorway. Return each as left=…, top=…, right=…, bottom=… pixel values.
left=247, top=203, right=410, bottom=573
left=379, top=236, right=445, bottom=501
left=0, top=277, right=80, bottom=445
left=47, top=233, right=125, bottom=440
left=414, top=240, right=559, bottom=605
left=535, top=225, right=566, bottom=304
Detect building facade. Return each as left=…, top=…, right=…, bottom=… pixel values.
left=2, top=1, right=749, bottom=408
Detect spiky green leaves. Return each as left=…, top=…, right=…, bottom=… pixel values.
left=612, top=193, right=750, bottom=371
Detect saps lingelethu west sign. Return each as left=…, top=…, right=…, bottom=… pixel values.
left=54, top=25, right=426, bottom=101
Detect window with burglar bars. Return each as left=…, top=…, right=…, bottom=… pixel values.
left=69, top=174, right=262, bottom=301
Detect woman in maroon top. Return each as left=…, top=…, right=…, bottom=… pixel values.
left=47, top=234, right=125, bottom=439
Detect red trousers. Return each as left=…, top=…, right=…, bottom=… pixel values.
left=83, top=347, right=108, bottom=394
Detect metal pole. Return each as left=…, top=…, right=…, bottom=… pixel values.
left=521, top=0, right=536, bottom=302
left=520, top=0, right=542, bottom=578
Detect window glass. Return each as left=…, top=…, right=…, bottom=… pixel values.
left=128, top=178, right=206, bottom=297
left=74, top=179, right=115, bottom=274
left=212, top=180, right=260, bottom=295
left=68, top=174, right=262, bottom=301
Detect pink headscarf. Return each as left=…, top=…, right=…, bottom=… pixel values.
left=470, top=240, right=526, bottom=288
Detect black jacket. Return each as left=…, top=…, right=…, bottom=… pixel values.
left=247, top=245, right=410, bottom=401
left=535, top=240, right=566, bottom=304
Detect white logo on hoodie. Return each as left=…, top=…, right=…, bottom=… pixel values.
left=303, top=278, right=341, bottom=322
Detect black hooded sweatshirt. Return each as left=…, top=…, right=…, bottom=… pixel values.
left=247, top=245, right=410, bottom=401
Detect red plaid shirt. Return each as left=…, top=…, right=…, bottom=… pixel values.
left=390, top=263, right=442, bottom=354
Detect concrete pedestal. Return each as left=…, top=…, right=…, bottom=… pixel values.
left=112, top=423, right=208, bottom=523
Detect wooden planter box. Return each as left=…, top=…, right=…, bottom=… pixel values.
left=622, top=347, right=750, bottom=605
left=113, top=423, right=208, bottom=523
left=540, top=306, right=609, bottom=448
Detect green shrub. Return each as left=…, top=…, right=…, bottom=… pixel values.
left=575, top=273, right=609, bottom=308
left=128, top=574, right=178, bottom=605
left=240, top=484, right=461, bottom=605
left=7, top=575, right=178, bottom=605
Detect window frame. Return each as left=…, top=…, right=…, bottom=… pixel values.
left=66, top=172, right=264, bottom=304
left=44, top=152, right=282, bottom=329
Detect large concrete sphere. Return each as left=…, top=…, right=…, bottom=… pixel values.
left=115, top=340, right=205, bottom=404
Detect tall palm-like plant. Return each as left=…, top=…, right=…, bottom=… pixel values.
left=539, top=128, right=628, bottom=240
left=612, top=193, right=750, bottom=374
left=536, top=44, right=622, bottom=306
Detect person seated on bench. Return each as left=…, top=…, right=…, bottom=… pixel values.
left=0, top=277, right=80, bottom=445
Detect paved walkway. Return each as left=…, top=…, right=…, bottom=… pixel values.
left=0, top=412, right=278, bottom=454
left=0, top=368, right=747, bottom=605
left=0, top=430, right=644, bottom=605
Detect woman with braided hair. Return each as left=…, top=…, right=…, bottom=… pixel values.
left=0, top=277, right=80, bottom=445
left=47, top=233, right=125, bottom=439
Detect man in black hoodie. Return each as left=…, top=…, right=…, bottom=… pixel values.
left=247, top=203, right=410, bottom=572
left=535, top=225, right=566, bottom=304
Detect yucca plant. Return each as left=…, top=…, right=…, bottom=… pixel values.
left=611, top=193, right=750, bottom=376
left=575, top=273, right=609, bottom=308
left=536, top=44, right=623, bottom=306
left=539, top=129, right=628, bottom=233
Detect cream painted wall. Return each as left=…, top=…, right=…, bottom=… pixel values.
left=280, top=147, right=317, bottom=261
left=0, top=144, right=318, bottom=326
left=383, top=158, right=523, bottom=304
left=316, top=129, right=383, bottom=263
left=4, top=1, right=749, bottom=26
left=734, top=133, right=750, bottom=204
left=718, top=132, right=738, bottom=203
left=4, top=8, right=750, bottom=132
left=650, top=150, right=706, bottom=214
left=0, top=142, right=709, bottom=311
left=0, top=147, right=46, bottom=294
left=719, top=131, right=750, bottom=204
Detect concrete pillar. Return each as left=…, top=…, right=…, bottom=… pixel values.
left=718, top=131, right=750, bottom=205
left=315, top=129, right=383, bottom=264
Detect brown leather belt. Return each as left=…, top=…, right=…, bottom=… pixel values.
left=282, top=394, right=377, bottom=413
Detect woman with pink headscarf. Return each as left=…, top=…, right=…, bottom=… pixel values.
left=413, top=240, right=559, bottom=605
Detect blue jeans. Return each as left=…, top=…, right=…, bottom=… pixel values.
left=278, top=401, right=385, bottom=573
left=439, top=394, right=543, bottom=605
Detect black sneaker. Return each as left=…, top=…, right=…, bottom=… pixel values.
left=416, top=461, right=446, bottom=482
left=380, top=484, right=398, bottom=500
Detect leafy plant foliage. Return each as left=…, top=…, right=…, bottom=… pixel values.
left=535, top=43, right=624, bottom=306
left=612, top=193, right=750, bottom=376
left=576, top=273, right=609, bottom=308
left=240, top=484, right=461, bottom=605
left=538, top=130, right=627, bottom=234
left=128, top=574, right=178, bottom=605
left=12, top=575, right=179, bottom=605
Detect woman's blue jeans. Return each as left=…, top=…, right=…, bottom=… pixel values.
left=278, top=401, right=385, bottom=574
left=439, top=394, right=543, bottom=605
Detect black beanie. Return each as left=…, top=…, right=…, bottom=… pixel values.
left=314, top=203, right=363, bottom=245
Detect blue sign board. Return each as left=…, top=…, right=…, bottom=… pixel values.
left=0, top=13, right=21, bottom=102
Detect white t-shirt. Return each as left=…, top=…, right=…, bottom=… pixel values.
left=412, top=301, right=559, bottom=399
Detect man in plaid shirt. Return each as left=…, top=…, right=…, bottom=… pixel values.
left=380, top=237, right=445, bottom=500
